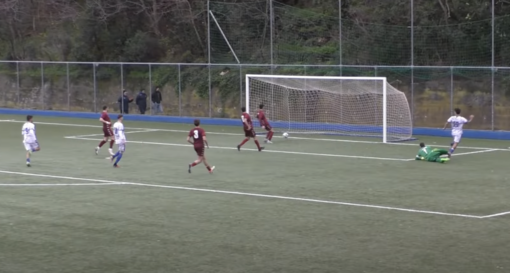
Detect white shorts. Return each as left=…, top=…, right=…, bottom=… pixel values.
left=117, top=143, right=126, bottom=152
left=23, top=141, right=39, bottom=151
left=452, top=134, right=462, bottom=143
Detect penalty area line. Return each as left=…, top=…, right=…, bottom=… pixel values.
left=479, top=211, right=510, bottom=218
left=0, top=183, right=125, bottom=187
left=65, top=129, right=161, bottom=138
left=67, top=136, right=411, bottom=161
left=450, top=149, right=499, bottom=157
left=0, top=170, right=485, bottom=219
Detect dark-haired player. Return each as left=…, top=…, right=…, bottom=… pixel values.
left=415, top=142, right=449, bottom=163
left=187, top=119, right=215, bottom=174
left=95, top=106, right=115, bottom=156
left=257, top=104, right=274, bottom=144
left=443, top=108, right=474, bottom=157
left=111, top=115, right=126, bottom=168
left=238, top=107, right=264, bottom=152
left=22, top=115, right=40, bottom=167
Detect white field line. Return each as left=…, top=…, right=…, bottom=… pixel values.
left=479, top=211, right=510, bottom=218
left=66, top=129, right=161, bottom=138
left=451, top=149, right=499, bottom=157
left=1, top=120, right=506, bottom=151
left=0, top=183, right=124, bottom=187
left=0, top=170, right=486, bottom=219
left=66, top=136, right=411, bottom=161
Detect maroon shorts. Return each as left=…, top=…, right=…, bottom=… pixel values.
left=244, top=129, right=256, bottom=138
left=103, top=127, right=113, bottom=137
left=194, top=145, right=205, bottom=157
left=262, top=124, right=272, bottom=131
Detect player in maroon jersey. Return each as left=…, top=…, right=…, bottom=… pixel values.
left=95, top=106, right=115, bottom=156
left=257, top=104, right=274, bottom=144
left=187, top=119, right=215, bottom=174
left=237, top=107, right=264, bottom=152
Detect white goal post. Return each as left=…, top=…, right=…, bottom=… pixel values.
left=245, top=74, right=414, bottom=143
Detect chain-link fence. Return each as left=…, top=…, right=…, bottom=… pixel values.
left=1, top=61, right=510, bottom=130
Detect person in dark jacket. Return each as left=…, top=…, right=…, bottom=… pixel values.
left=151, top=87, right=163, bottom=115
left=118, top=90, right=133, bottom=114
left=136, top=89, right=147, bottom=114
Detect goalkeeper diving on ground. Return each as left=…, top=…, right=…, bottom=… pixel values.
left=415, top=143, right=450, bottom=163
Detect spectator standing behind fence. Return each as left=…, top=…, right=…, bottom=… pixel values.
left=118, top=90, right=133, bottom=114
left=136, top=89, right=147, bottom=114
left=152, top=87, right=163, bottom=115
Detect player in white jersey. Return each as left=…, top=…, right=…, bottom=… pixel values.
left=22, top=115, right=41, bottom=167
left=110, top=115, right=126, bottom=168
left=443, top=108, right=474, bottom=157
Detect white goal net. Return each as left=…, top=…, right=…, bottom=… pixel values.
left=246, top=75, right=413, bottom=142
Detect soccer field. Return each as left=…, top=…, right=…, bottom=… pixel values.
left=1, top=115, right=510, bottom=273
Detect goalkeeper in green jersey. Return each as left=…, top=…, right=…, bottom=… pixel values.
left=415, top=143, right=450, bottom=163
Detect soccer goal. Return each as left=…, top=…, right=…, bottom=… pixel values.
left=245, top=74, right=414, bottom=143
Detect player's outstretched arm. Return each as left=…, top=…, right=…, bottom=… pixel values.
left=203, top=136, right=209, bottom=148
left=467, top=115, right=474, bottom=122
left=442, top=121, right=449, bottom=130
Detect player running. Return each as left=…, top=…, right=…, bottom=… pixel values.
left=95, top=106, right=115, bottom=156
left=187, top=119, right=215, bottom=174
left=443, top=108, right=474, bottom=157
left=237, top=107, right=264, bottom=152
left=257, top=104, right=274, bottom=144
left=415, top=142, right=450, bottom=163
left=110, top=115, right=126, bottom=168
left=22, top=115, right=40, bottom=167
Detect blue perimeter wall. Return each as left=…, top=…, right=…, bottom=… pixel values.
left=2, top=108, right=510, bottom=140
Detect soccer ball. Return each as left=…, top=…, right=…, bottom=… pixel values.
left=283, top=132, right=289, bottom=138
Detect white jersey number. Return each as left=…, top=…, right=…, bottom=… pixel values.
left=193, top=130, right=199, bottom=139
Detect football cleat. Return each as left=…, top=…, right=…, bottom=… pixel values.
left=209, top=166, right=215, bottom=174
left=440, top=158, right=450, bottom=163
left=259, top=147, right=265, bottom=152
left=108, top=148, right=114, bottom=156
left=188, top=164, right=192, bottom=174
left=26, top=161, right=31, bottom=167
left=113, top=164, right=120, bottom=168
left=95, top=147, right=99, bottom=155
left=237, top=145, right=241, bottom=151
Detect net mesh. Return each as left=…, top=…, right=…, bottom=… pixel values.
left=247, top=76, right=413, bottom=141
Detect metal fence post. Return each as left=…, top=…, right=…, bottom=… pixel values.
left=66, top=63, right=70, bottom=111
left=410, top=0, right=415, bottom=125
left=178, top=64, right=182, bottom=116
left=269, top=0, right=274, bottom=74
left=209, top=64, right=212, bottom=117
left=16, top=61, right=20, bottom=106
left=491, top=0, right=495, bottom=130
left=239, top=65, right=243, bottom=111
left=338, top=0, right=342, bottom=68
left=120, top=63, right=124, bottom=113
left=148, top=64, right=152, bottom=115
left=41, top=62, right=44, bottom=110
left=93, top=63, right=97, bottom=112
left=450, top=67, right=454, bottom=112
